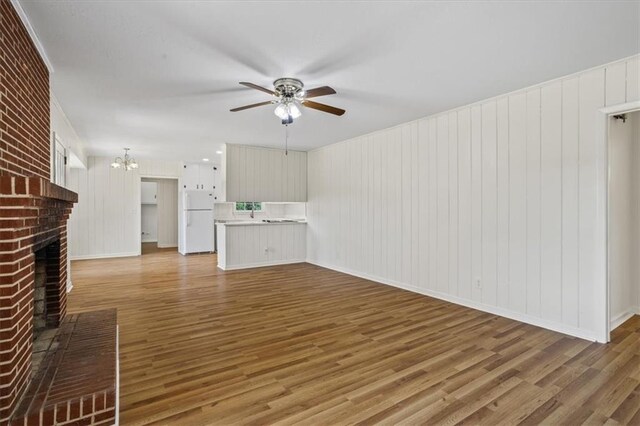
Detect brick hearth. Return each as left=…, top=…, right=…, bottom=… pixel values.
left=10, top=310, right=117, bottom=426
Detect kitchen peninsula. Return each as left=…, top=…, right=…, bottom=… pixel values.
left=217, top=220, right=306, bottom=270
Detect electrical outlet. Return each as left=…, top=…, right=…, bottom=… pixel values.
left=475, top=278, right=482, bottom=289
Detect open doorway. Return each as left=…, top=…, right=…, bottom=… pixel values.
left=141, top=178, right=179, bottom=255
left=608, top=110, right=640, bottom=333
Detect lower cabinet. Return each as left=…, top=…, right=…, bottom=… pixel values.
left=217, top=223, right=306, bottom=270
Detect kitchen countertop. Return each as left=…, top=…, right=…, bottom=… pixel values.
left=217, top=219, right=307, bottom=226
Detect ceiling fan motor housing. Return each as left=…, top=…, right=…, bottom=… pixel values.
left=273, top=78, right=304, bottom=100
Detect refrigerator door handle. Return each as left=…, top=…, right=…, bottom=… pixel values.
left=186, top=211, right=191, bottom=227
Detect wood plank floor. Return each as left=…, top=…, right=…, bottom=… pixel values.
left=69, top=251, right=640, bottom=425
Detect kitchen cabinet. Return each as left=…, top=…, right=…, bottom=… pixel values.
left=141, top=181, right=157, bottom=204
left=225, top=144, right=307, bottom=202
left=182, top=163, right=220, bottom=197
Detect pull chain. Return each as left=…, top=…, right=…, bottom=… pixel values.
left=285, top=124, right=289, bottom=156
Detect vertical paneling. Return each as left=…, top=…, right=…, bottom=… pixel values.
left=470, top=106, right=482, bottom=302
left=221, top=224, right=306, bottom=270
left=561, top=77, right=580, bottom=327
left=496, top=98, right=510, bottom=309
left=226, top=145, right=307, bottom=202
left=605, top=61, right=627, bottom=106
left=401, top=126, right=412, bottom=284
left=457, top=109, right=472, bottom=300
left=392, top=128, right=402, bottom=283
left=540, top=82, right=563, bottom=322
left=508, top=92, right=527, bottom=313
left=448, top=113, right=459, bottom=296
left=68, top=156, right=181, bottom=259
left=418, top=119, right=430, bottom=291
left=578, top=69, right=605, bottom=332
left=410, top=123, right=420, bottom=287
left=481, top=101, right=497, bottom=306
left=437, top=115, right=449, bottom=293
left=526, top=89, right=541, bottom=317
left=306, top=55, right=639, bottom=340
left=428, top=119, right=437, bottom=291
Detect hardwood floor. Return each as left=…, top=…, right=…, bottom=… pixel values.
left=141, top=242, right=177, bottom=255
left=69, top=252, right=640, bottom=425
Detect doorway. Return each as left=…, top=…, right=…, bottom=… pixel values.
left=608, top=110, right=640, bottom=333
left=141, top=178, right=179, bottom=255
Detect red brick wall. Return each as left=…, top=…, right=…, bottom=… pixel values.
left=0, top=0, right=51, bottom=180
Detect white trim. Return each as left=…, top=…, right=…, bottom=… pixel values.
left=610, top=310, right=637, bottom=331
left=307, top=260, right=598, bottom=342
left=157, top=244, right=178, bottom=249
left=141, top=239, right=158, bottom=243
left=66, top=279, right=73, bottom=294
left=9, top=0, right=54, bottom=73
left=217, top=259, right=305, bottom=271
left=70, top=252, right=139, bottom=261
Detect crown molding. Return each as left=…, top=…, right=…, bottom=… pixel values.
left=9, top=0, right=54, bottom=73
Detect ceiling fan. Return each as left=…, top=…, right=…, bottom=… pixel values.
left=230, top=78, right=345, bottom=124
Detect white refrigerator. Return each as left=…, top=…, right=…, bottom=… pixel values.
left=179, top=191, right=214, bottom=254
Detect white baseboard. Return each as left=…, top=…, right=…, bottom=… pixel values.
left=610, top=308, right=640, bottom=331
left=157, top=243, right=178, bottom=248
left=218, top=259, right=305, bottom=271
left=141, top=239, right=158, bottom=243
left=306, top=259, right=597, bottom=342
left=70, top=252, right=139, bottom=261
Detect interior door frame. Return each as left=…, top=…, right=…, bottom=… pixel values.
left=596, top=100, right=640, bottom=343
left=137, top=175, right=180, bottom=255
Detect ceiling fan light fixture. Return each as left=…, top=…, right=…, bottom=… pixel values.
left=274, top=103, right=289, bottom=120
left=289, top=102, right=302, bottom=119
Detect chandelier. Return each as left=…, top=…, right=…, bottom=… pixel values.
left=110, top=148, right=138, bottom=171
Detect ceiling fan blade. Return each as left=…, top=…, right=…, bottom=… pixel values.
left=304, top=86, right=336, bottom=99
left=230, top=101, right=274, bottom=112
left=239, top=82, right=276, bottom=96
left=302, top=100, right=345, bottom=116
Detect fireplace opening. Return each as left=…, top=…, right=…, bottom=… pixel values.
left=31, top=240, right=62, bottom=377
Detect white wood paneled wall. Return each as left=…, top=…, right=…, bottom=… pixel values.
left=226, top=144, right=307, bottom=202
left=307, top=55, right=640, bottom=341
left=67, top=157, right=181, bottom=259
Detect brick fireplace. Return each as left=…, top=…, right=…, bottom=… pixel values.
left=1, top=0, right=76, bottom=422
left=0, top=177, right=77, bottom=422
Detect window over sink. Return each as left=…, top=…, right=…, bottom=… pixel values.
left=235, top=202, right=262, bottom=212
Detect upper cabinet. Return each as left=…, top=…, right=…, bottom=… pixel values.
left=141, top=181, right=157, bottom=204
left=225, top=145, right=307, bottom=202
left=182, top=163, right=221, bottom=199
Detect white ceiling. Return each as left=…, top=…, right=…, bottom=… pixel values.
left=20, top=0, right=640, bottom=161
